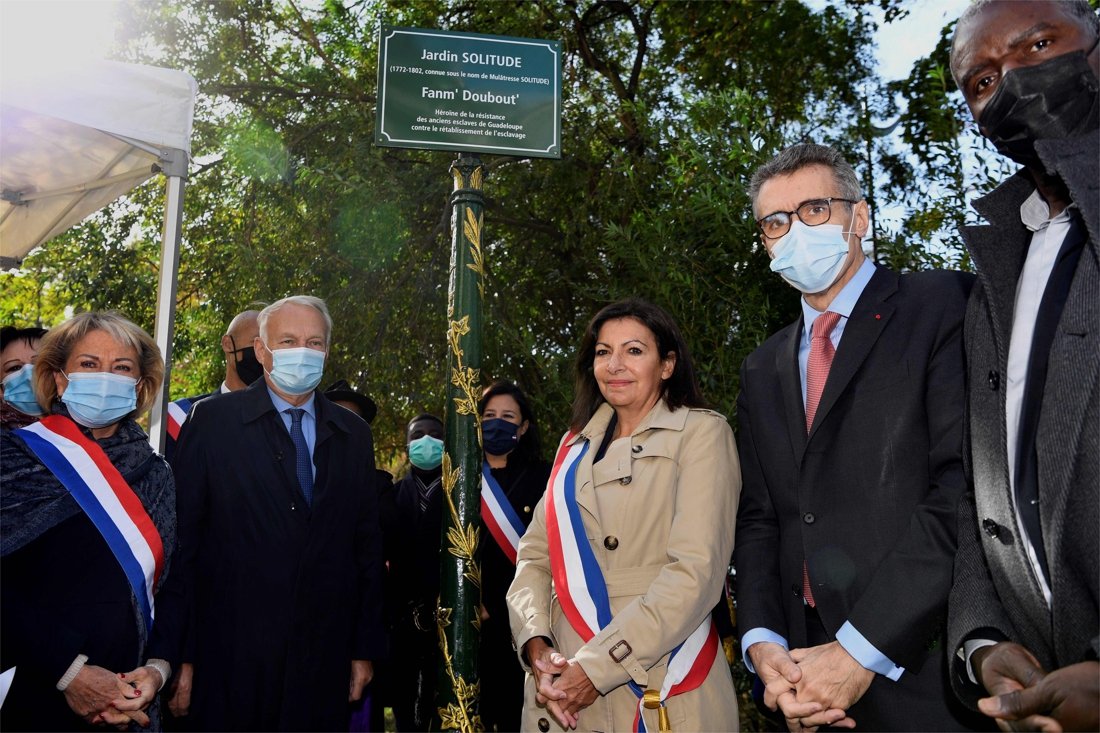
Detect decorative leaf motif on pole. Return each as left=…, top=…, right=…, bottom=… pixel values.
left=436, top=155, right=486, bottom=733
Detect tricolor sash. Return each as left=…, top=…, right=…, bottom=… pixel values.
left=480, top=461, right=527, bottom=564
left=545, top=432, right=718, bottom=732
left=14, top=415, right=165, bottom=634
left=165, top=397, right=193, bottom=440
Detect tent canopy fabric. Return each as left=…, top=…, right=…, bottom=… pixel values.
left=1, top=60, right=197, bottom=266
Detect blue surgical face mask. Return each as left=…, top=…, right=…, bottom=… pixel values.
left=408, top=434, right=444, bottom=470
left=2, top=363, right=45, bottom=417
left=61, top=372, right=139, bottom=428
left=264, top=343, right=325, bottom=396
left=482, top=417, right=521, bottom=456
left=769, top=220, right=854, bottom=294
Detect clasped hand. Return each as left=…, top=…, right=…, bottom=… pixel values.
left=973, top=642, right=1099, bottom=732
left=749, top=640, right=872, bottom=732
left=64, top=664, right=162, bottom=729
left=525, top=638, right=598, bottom=730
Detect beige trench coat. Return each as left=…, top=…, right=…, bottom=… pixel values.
left=507, top=399, right=741, bottom=732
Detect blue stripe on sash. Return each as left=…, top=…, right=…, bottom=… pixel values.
left=561, top=441, right=612, bottom=629
left=18, top=429, right=155, bottom=634
left=482, top=461, right=526, bottom=537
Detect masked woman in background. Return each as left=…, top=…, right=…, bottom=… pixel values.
left=1, top=312, right=183, bottom=730
left=478, top=380, right=553, bottom=733
left=1, top=325, right=48, bottom=430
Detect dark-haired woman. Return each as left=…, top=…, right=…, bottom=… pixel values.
left=479, top=380, right=552, bottom=733
left=507, top=298, right=741, bottom=732
left=1, top=325, right=48, bottom=430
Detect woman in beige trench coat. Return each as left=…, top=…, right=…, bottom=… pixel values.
left=507, top=298, right=741, bottom=733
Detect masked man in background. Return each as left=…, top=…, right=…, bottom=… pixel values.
left=947, top=1, right=1099, bottom=730
left=163, top=308, right=264, bottom=461
left=163, top=295, right=385, bottom=731
left=381, top=413, right=446, bottom=731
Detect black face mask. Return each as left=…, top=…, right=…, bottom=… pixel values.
left=979, top=45, right=1100, bottom=169
left=229, top=336, right=264, bottom=386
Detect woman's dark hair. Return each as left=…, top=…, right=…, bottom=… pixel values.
left=480, top=380, right=543, bottom=463
left=571, top=298, right=707, bottom=431
left=1, top=326, right=48, bottom=355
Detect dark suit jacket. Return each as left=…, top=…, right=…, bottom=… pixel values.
left=166, top=379, right=385, bottom=732
left=735, top=266, right=979, bottom=730
left=948, top=132, right=1099, bottom=708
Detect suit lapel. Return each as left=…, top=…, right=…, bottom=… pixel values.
left=776, top=323, right=808, bottom=465
left=961, top=173, right=1035, bottom=362
left=1037, top=222, right=1099, bottom=563
left=808, top=268, right=898, bottom=442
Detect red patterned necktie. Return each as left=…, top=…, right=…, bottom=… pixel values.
left=803, top=310, right=842, bottom=607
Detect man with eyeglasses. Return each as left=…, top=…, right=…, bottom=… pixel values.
left=734, top=143, right=982, bottom=731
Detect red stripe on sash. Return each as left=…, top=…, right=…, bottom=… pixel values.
left=41, top=415, right=165, bottom=587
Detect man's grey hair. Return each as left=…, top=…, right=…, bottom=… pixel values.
left=258, top=295, right=333, bottom=346
left=950, top=0, right=1100, bottom=84
left=748, top=144, right=863, bottom=217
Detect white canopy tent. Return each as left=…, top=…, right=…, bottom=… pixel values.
left=1, top=59, right=198, bottom=453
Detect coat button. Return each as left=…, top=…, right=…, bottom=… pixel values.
left=620, top=476, right=632, bottom=485
left=523, top=505, right=531, bottom=514
left=988, top=371, right=999, bottom=391
left=604, top=536, right=619, bottom=551
left=982, top=518, right=1000, bottom=538
left=791, top=584, right=800, bottom=597
left=632, top=444, right=643, bottom=453
left=538, top=718, right=550, bottom=732
left=276, top=451, right=284, bottom=460
left=291, top=502, right=297, bottom=511
left=803, top=512, right=815, bottom=524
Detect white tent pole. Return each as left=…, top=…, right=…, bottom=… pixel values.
left=148, top=148, right=188, bottom=453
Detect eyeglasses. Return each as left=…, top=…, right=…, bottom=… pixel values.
left=756, top=198, right=857, bottom=240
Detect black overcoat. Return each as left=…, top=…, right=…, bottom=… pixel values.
left=168, top=379, right=385, bottom=732
left=735, top=266, right=983, bottom=730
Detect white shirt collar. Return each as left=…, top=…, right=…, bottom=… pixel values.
left=219, top=381, right=231, bottom=394
left=1020, top=188, right=1077, bottom=233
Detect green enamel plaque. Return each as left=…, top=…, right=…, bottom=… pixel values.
left=376, top=26, right=562, bottom=158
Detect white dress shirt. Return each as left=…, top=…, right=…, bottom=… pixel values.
left=1005, top=189, right=1077, bottom=608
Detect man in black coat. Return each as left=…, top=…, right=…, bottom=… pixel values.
left=165, top=295, right=385, bottom=731
left=947, top=2, right=1099, bottom=730
left=381, top=413, right=445, bottom=731
left=735, top=143, right=979, bottom=731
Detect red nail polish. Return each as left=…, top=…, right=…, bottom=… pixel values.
left=120, top=673, right=126, bottom=678
left=135, top=690, right=142, bottom=695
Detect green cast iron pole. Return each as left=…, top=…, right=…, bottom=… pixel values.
left=434, top=153, right=486, bottom=733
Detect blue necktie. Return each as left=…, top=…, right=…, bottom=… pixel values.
left=286, top=408, right=313, bottom=505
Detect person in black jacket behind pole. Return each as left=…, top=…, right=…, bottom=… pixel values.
left=478, top=380, right=552, bottom=733
left=385, top=412, right=446, bottom=731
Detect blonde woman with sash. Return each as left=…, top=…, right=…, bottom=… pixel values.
left=507, top=298, right=741, bottom=732
left=1, top=312, right=182, bottom=730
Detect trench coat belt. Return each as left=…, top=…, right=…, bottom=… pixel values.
left=601, top=564, right=664, bottom=599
